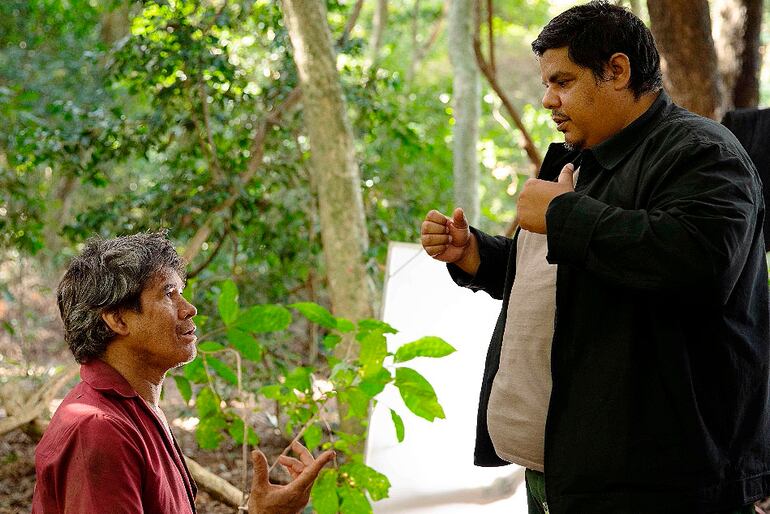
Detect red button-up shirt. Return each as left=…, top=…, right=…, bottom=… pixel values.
left=32, top=359, right=197, bottom=513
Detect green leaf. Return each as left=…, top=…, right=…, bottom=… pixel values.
left=393, top=336, right=456, bottom=363
left=358, top=367, right=392, bottom=398
left=323, top=334, right=342, bottom=350
left=182, top=357, right=208, bottom=384
left=227, top=328, right=264, bottom=362
left=1, top=321, right=15, bottom=336
left=173, top=375, right=192, bottom=405
left=235, top=304, right=292, bottom=333
left=335, top=317, right=355, bottom=333
left=338, top=388, right=370, bottom=419
left=217, top=279, right=239, bottom=325
left=207, top=356, right=238, bottom=385
left=228, top=418, right=259, bottom=445
left=259, top=384, right=286, bottom=400
left=390, top=409, right=405, bottom=443
left=358, top=331, right=387, bottom=377
left=198, top=341, right=225, bottom=352
left=342, top=462, right=391, bottom=501
left=394, top=367, right=445, bottom=421
left=196, top=415, right=227, bottom=449
left=339, top=483, right=372, bottom=513
left=284, top=366, right=312, bottom=392
left=196, top=386, right=221, bottom=418
left=357, top=319, right=398, bottom=334
left=290, top=302, right=336, bottom=329
left=311, top=469, right=339, bottom=514
left=303, top=423, right=323, bottom=450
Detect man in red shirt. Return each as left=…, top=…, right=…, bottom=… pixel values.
left=32, top=231, right=333, bottom=513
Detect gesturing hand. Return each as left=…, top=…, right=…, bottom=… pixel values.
left=517, top=163, right=575, bottom=234
left=421, top=207, right=472, bottom=263
left=248, top=442, right=335, bottom=514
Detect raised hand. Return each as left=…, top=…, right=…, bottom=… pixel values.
left=517, top=163, right=575, bottom=234
left=248, top=442, right=335, bottom=514
left=420, top=207, right=480, bottom=275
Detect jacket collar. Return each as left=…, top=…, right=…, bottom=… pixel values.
left=587, top=90, right=671, bottom=170
left=80, top=359, right=138, bottom=399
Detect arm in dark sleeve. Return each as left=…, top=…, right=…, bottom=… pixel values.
left=545, top=143, right=760, bottom=302
left=447, top=226, right=514, bottom=300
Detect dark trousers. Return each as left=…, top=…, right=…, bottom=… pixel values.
left=524, top=468, right=756, bottom=514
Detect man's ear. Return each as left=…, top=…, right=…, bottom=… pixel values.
left=102, top=309, right=130, bottom=336
left=607, top=52, right=632, bottom=91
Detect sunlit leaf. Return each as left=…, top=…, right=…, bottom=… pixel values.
left=289, top=302, right=336, bottom=329
left=311, top=469, right=339, bottom=514
left=235, top=304, right=291, bottom=333
left=393, top=336, right=456, bottom=363
left=390, top=409, right=405, bottom=443
left=394, top=367, right=445, bottom=421
left=173, top=375, right=192, bottom=405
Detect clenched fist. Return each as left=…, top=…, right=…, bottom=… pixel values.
left=420, top=207, right=480, bottom=276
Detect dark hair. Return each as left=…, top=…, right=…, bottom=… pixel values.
left=532, top=1, right=662, bottom=99
left=57, top=231, right=186, bottom=363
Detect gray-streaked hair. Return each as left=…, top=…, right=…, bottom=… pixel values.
left=57, top=231, right=186, bottom=363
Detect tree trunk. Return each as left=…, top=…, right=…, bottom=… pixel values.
left=369, top=0, right=388, bottom=67
left=100, top=1, right=132, bottom=46
left=448, top=0, right=481, bottom=225
left=280, top=0, right=374, bottom=448
left=712, top=0, right=763, bottom=110
left=648, top=0, right=723, bottom=119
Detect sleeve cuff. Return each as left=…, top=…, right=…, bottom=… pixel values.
left=546, top=192, right=608, bottom=265
left=447, top=226, right=504, bottom=292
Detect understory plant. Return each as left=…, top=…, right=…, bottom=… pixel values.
left=173, top=279, right=455, bottom=513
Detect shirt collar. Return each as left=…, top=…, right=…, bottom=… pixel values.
left=587, top=90, right=672, bottom=170
left=80, top=359, right=139, bottom=399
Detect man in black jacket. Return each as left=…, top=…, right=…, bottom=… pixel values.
left=421, top=2, right=770, bottom=513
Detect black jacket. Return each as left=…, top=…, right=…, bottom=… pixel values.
left=722, top=108, right=770, bottom=251
left=450, top=92, right=770, bottom=513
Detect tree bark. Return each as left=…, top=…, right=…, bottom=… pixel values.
left=448, top=0, right=481, bottom=225
left=280, top=0, right=374, bottom=448
left=280, top=0, right=373, bottom=325
left=369, top=0, right=389, bottom=67
left=648, top=0, right=723, bottom=119
left=712, top=0, right=763, bottom=110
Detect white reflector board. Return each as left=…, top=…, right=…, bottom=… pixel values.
left=365, top=242, right=528, bottom=513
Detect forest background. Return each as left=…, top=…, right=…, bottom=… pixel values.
left=2, top=0, right=770, bottom=512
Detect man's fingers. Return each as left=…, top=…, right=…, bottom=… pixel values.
left=292, top=450, right=335, bottom=491
left=278, top=455, right=304, bottom=479
left=421, top=233, right=451, bottom=246
left=421, top=220, right=450, bottom=235
left=424, top=245, right=448, bottom=257
left=451, top=207, right=467, bottom=229
left=291, top=441, right=314, bottom=466
left=557, top=163, right=575, bottom=186
left=425, top=209, right=450, bottom=225
left=250, top=450, right=270, bottom=495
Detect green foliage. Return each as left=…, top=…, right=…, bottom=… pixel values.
left=177, top=281, right=454, bottom=512
left=394, top=367, right=445, bottom=422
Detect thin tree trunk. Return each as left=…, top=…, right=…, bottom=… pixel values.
left=713, top=0, right=763, bottom=110
left=280, top=0, right=374, bottom=448
left=448, top=0, right=481, bottom=225
left=648, top=0, right=723, bottom=119
left=369, top=0, right=389, bottom=67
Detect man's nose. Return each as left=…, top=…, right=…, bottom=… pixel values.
left=542, top=87, right=559, bottom=110
left=180, top=297, right=197, bottom=319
